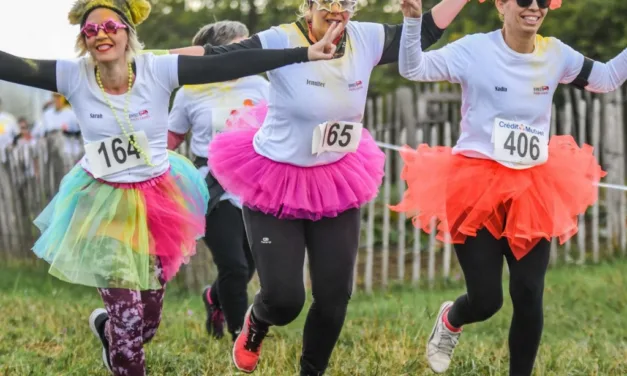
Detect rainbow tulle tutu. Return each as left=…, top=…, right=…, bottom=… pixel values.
left=390, top=135, right=606, bottom=260
left=32, top=151, right=209, bottom=290
left=208, top=102, right=385, bottom=220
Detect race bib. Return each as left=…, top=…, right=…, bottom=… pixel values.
left=492, top=118, right=548, bottom=167
left=211, top=108, right=235, bottom=136
left=312, top=121, right=363, bottom=155
left=85, top=131, right=150, bottom=178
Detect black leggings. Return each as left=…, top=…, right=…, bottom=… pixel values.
left=242, top=207, right=361, bottom=375
left=447, top=228, right=551, bottom=376
left=203, top=200, right=255, bottom=337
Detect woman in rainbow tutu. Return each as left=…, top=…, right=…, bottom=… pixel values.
left=392, top=0, right=626, bottom=374
left=173, top=0, right=472, bottom=374
left=0, top=0, right=341, bottom=374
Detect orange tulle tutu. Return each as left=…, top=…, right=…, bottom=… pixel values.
left=389, top=135, right=606, bottom=260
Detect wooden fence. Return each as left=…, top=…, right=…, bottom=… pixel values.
left=1, top=83, right=626, bottom=293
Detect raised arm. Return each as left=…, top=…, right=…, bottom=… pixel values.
left=378, top=0, right=467, bottom=66
left=0, top=51, right=57, bottom=92
left=566, top=48, right=627, bottom=93
left=399, top=15, right=469, bottom=83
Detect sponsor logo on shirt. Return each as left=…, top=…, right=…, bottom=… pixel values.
left=498, top=120, right=545, bottom=136
left=495, top=86, right=508, bottom=92
left=533, top=85, right=550, bottom=95
left=348, top=80, right=363, bottom=91
left=129, top=109, right=150, bottom=121
left=306, top=79, right=326, bottom=88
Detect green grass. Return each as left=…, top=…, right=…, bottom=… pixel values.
left=1, top=260, right=627, bottom=376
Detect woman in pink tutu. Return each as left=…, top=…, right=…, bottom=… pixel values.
left=392, top=0, right=626, bottom=374
left=0, top=0, right=341, bottom=374
left=171, top=0, right=470, bottom=374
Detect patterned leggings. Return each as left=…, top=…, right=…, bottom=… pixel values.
left=97, top=283, right=165, bottom=375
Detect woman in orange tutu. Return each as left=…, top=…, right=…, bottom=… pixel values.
left=394, top=0, right=626, bottom=375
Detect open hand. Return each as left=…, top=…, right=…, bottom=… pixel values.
left=307, top=22, right=345, bottom=61
left=400, top=0, right=422, bottom=19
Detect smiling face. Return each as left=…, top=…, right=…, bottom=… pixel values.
left=497, top=0, right=548, bottom=36
left=82, top=8, right=129, bottom=63
left=309, top=2, right=351, bottom=41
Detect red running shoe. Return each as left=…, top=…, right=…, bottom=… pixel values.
left=232, top=305, right=269, bottom=373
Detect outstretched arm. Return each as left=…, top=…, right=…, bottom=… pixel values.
left=0, top=51, right=57, bottom=92
left=398, top=15, right=470, bottom=83
left=168, top=35, right=263, bottom=57
left=566, top=48, right=627, bottom=93
left=176, top=22, right=343, bottom=85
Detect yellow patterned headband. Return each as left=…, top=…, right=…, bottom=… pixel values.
left=68, top=0, right=151, bottom=28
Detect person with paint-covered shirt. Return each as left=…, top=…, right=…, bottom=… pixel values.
left=172, top=0, right=470, bottom=374
left=168, top=20, right=269, bottom=343
left=0, top=0, right=343, bottom=375
left=0, top=98, right=18, bottom=152
left=391, top=0, right=627, bottom=375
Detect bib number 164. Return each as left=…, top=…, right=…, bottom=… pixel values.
left=85, top=131, right=151, bottom=178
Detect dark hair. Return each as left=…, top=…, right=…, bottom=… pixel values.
left=192, top=21, right=249, bottom=47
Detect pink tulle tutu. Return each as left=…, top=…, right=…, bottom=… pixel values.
left=208, top=103, right=385, bottom=220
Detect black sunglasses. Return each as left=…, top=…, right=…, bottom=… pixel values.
left=516, top=0, right=551, bottom=9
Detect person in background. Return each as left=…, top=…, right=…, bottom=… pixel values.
left=0, top=98, right=19, bottom=153
left=12, top=117, right=35, bottom=147
left=168, top=20, right=268, bottom=343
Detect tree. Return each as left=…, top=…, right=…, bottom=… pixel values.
left=137, top=0, right=627, bottom=95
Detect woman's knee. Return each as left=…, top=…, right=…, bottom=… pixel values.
left=258, top=286, right=306, bottom=326
left=509, top=274, right=545, bottom=310
left=468, top=289, right=504, bottom=321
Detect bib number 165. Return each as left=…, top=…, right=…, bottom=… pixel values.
left=312, top=121, right=363, bottom=155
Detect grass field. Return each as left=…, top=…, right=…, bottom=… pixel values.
left=1, top=259, right=627, bottom=376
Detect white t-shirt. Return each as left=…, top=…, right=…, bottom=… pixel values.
left=255, top=21, right=386, bottom=167
left=56, top=53, right=179, bottom=182
left=168, top=76, right=269, bottom=158
left=41, top=107, right=80, bottom=133
left=0, top=111, right=18, bottom=150
left=400, top=17, right=627, bottom=167
left=168, top=75, right=269, bottom=207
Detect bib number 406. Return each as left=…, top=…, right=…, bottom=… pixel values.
left=503, top=132, right=541, bottom=161
left=492, top=118, right=548, bottom=166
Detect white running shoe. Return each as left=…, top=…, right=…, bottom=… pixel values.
left=426, top=301, right=462, bottom=373
left=89, top=308, right=112, bottom=374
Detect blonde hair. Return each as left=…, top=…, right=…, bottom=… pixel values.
left=74, top=22, right=144, bottom=62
